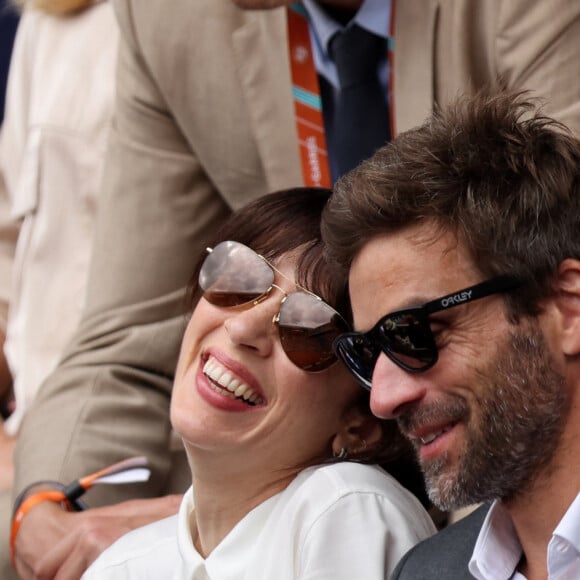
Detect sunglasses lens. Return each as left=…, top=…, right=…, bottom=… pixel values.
left=277, top=292, right=347, bottom=372
left=199, top=241, right=274, bottom=307
left=333, top=334, right=376, bottom=389
left=377, top=312, right=436, bottom=370
left=334, top=311, right=438, bottom=388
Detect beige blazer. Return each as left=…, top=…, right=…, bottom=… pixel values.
left=14, top=0, right=580, bottom=504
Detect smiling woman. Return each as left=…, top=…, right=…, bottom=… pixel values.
left=83, top=187, right=436, bottom=579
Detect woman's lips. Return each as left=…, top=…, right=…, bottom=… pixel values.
left=202, top=356, right=265, bottom=406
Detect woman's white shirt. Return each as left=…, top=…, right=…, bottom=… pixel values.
left=83, top=462, right=436, bottom=579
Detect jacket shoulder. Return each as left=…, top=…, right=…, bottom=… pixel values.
left=391, top=503, right=490, bottom=579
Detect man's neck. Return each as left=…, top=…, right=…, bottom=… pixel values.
left=505, top=441, right=580, bottom=579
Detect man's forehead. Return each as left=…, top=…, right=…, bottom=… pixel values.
left=348, top=225, right=479, bottom=325
left=351, top=222, right=463, bottom=272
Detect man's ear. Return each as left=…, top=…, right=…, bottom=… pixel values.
left=555, top=259, right=580, bottom=356
left=331, top=402, right=383, bottom=457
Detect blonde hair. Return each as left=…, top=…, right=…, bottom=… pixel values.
left=11, top=0, right=94, bottom=15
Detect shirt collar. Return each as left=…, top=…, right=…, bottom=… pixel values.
left=177, top=487, right=205, bottom=574
left=553, top=489, right=580, bottom=551
left=302, top=0, right=391, bottom=58
left=547, top=489, right=580, bottom=578
left=469, top=500, right=522, bottom=580
left=469, top=492, right=580, bottom=580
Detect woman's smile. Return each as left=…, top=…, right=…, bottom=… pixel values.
left=192, top=350, right=268, bottom=414
left=202, top=355, right=266, bottom=406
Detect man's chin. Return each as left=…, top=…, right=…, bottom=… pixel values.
left=422, top=462, right=468, bottom=511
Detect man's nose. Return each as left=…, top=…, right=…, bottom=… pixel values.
left=369, top=352, right=429, bottom=419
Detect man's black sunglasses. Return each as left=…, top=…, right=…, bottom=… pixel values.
left=333, top=276, right=522, bottom=390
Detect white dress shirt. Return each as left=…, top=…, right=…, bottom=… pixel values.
left=469, top=493, right=580, bottom=579
left=83, top=462, right=436, bottom=580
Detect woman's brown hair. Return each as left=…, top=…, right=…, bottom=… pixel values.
left=187, top=187, right=428, bottom=505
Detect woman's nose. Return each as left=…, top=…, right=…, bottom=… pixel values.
left=369, top=352, right=428, bottom=419
left=223, top=297, right=279, bottom=358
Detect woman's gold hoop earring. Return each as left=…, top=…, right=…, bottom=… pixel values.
left=333, top=447, right=348, bottom=460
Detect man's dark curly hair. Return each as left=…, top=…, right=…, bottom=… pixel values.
left=322, top=91, right=580, bottom=321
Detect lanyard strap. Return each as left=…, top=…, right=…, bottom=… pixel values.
left=287, top=4, right=331, bottom=188
left=287, top=2, right=395, bottom=188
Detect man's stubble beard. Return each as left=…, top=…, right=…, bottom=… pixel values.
left=400, top=324, right=568, bottom=511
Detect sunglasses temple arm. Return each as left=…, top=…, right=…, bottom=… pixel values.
left=424, top=275, right=520, bottom=313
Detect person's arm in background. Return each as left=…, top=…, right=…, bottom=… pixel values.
left=11, top=0, right=231, bottom=577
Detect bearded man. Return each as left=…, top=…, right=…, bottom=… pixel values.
left=323, top=91, right=580, bottom=579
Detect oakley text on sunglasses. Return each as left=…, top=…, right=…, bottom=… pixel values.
left=199, top=240, right=349, bottom=372
left=333, top=276, right=522, bottom=390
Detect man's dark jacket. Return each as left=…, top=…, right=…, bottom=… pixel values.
left=391, top=504, right=491, bottom=579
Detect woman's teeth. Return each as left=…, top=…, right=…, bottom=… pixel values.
left=203, top=357, right=264, bottom=406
